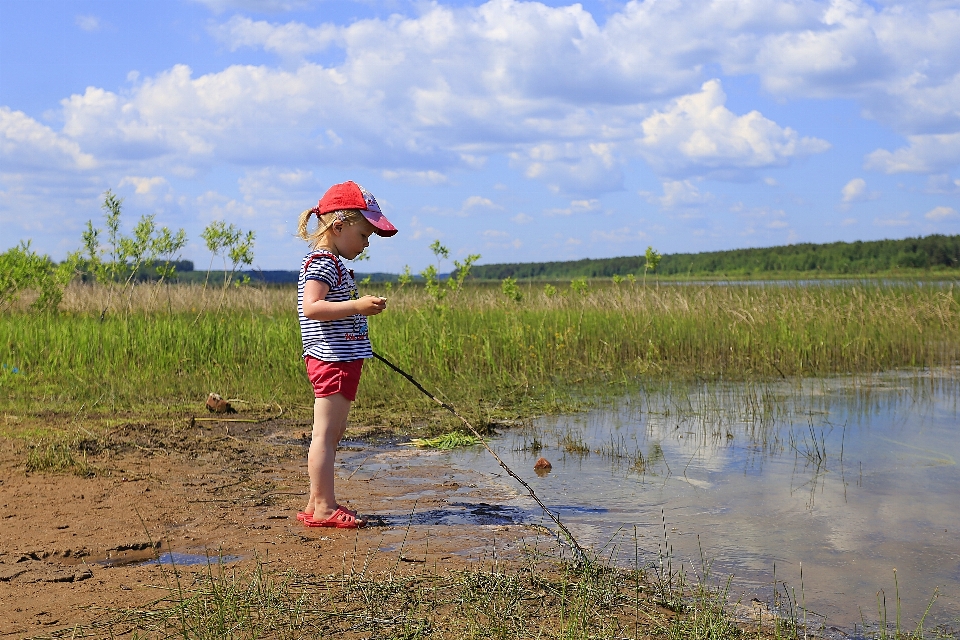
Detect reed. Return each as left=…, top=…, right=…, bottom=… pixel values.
left=1, top=280, right=958, bottom=426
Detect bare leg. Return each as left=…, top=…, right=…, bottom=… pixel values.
left=303, top=394, right=361, bottom=523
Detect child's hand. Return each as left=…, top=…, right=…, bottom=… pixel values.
left=356, top=295, right=387, bottom=316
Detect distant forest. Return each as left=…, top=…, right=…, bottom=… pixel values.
left=124, top=234, right=960, bottom=283
left=467, top=234, right=960, bottom=280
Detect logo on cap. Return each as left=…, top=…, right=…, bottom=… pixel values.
left=357, top=185, right=381, bottom=214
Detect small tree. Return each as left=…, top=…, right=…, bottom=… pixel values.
left=570, top=277, right=588, bottom=296
left=396, top=266, right=413, bottom=290
left=644, top=246, right=662, bottom=286
left=500, top=276, right=523, bottom=303
left=201, top=221, right=256, bottom=290
left=82, top=190, right=187, bottom=317
left=418, top=240, right=481, bottom=304
left=198, top=220, right=255, bottom=315
left=449, top=253, right=481, bottom=293
left=0, top=242, right=79, bottom=313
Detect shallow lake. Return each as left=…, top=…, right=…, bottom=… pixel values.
left=436, top=372, right=960, bottom=637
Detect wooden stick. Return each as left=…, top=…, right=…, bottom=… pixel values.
left=372, top=351, right=587, bottom=562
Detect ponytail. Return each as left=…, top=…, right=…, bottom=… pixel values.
left=297, top=207, right=367, bottom=249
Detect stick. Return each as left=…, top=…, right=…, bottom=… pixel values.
left=372, top=351, right=587, bottom=562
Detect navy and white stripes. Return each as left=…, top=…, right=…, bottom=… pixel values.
left=298, top=252, right=372, bottom=362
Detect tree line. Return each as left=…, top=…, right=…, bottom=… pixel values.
left=467, top=234, right=960, bottom=280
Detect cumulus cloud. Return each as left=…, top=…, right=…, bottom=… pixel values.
left=643, top=179, right=713, bottom=209
left=925, top=205, right=958, bottom=220
left=638, top=80, right=830, bottom=177
left=463, top=195, right=501, bottom=210
left=118, top=176, right=168, bottom=195
left=841, top=178, right=866, bottom=202
left=0, top=107, right=97, bottom=171
left=865, top=133, right=960, bottom=174
left=211, top=15, right=339, bottom=59
left=513, top=142, right=624, bottom=195
left=544, top=199, right=600, bottom=216
left=7, top=1, right=843, bottom=203
left=11, top=0, right=960, bottom=263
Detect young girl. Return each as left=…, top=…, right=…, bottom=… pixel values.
left=295, top=181, right=397, bottom=528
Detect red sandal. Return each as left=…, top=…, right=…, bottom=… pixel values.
left=303, top=506, right=365, bottom=529
left=297, top=505, right=358, bottom=523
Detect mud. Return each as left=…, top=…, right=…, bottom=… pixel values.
left=0, top=416, right=545, bottom=637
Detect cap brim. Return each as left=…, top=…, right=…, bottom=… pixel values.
left=362, top=208, right=398, bottom=237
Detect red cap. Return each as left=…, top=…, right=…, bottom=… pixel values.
left=316, top=181, right=397, bottom=237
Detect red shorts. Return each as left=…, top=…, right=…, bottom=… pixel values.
left=305, top=357, right=364, bottom=400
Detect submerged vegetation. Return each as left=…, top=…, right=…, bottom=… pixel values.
left=1, top=280, right=959, bottom=427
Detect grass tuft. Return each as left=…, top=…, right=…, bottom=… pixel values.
left=404, top=432, right=483, bottom=449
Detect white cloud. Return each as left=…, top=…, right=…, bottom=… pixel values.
left=118, top=176, right=168, bottom=195
left=513, top=142, right=624, bottom=195
left=544, top=198, right=601, bottom=216
left=192, top=0, right=317, bottom=13
left=865, top=133, right=960, bottom=174
left=926, top=174, right=960, bottom=194
left=841, top=178, right=866, bottom=203
left=925, top=206, right=958, bottom=220
left=75, top=15, right=102, bottom=32
left=590, top=227, right=642, bottom=243
left=0, top=107, right=97, bottom=171
left=511, top=213, right=533, bottom=224
left=638, top=80, right=830, bottom=177
left=211, top=15, right=339, bottom=60
left=626, top=0, right=960, bottom=143
left=644, top=179, right=713, bottom=209
left=5, top=1, right=836, bottom=204
left=482, top=229, right=508, bottom=238
left=11, top=0, right=960, bottom=265
left=874, top=212, right=912, bottom=226
left=381, top=169, right=449, bottom=185
left=463, top=196, right=501, bottom=210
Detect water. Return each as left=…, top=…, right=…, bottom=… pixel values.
left=89, top=547, right=241, bottom=567
left=438, top=373, right=960, bottom=636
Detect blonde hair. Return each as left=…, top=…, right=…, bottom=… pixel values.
left=297, top=207, right=367, bottom=249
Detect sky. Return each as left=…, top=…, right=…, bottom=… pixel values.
left=2, top=0, right=960, bottom=273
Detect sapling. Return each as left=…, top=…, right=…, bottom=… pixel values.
left=644, top=246, right=662, bottom=287
left=200, top=220, right=256, bottom=315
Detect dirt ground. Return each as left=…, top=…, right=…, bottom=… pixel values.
left=0, top=414, right=554, bottom=638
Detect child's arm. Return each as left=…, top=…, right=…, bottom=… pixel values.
left=302, top=280, right=386, bottom=321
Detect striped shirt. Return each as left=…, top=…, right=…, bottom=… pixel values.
left=298, top=251, right=372, bottom=362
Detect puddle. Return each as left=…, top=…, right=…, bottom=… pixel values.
left=140, top=552, right=241, bottom=567
left=374, top=502, right=525, bottom=527
left=431, top=373, right=960, bottom=635
left=64, top=544, right=241, bottom=568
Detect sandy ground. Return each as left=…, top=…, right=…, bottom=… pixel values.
left=0, top=416, right=550, bottom=638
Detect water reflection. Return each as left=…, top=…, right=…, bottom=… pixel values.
left=443, top=372, right=960, bottom=636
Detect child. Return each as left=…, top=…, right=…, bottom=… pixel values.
left=295, top=181, right=397, bottom=528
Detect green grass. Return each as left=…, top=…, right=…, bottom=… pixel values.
left=79, top=555, right=687, bottom=639
left=2, top=281, right=959, bottom=429
left=404, top=432, right=483, bottom=449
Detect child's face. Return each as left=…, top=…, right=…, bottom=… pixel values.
left=333, top=218, right=375, bottom=259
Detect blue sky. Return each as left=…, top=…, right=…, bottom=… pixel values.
left=2, top=0, right=960, bottom=272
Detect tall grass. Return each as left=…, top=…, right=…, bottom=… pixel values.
left=1, top=281, right=958, bottom=424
